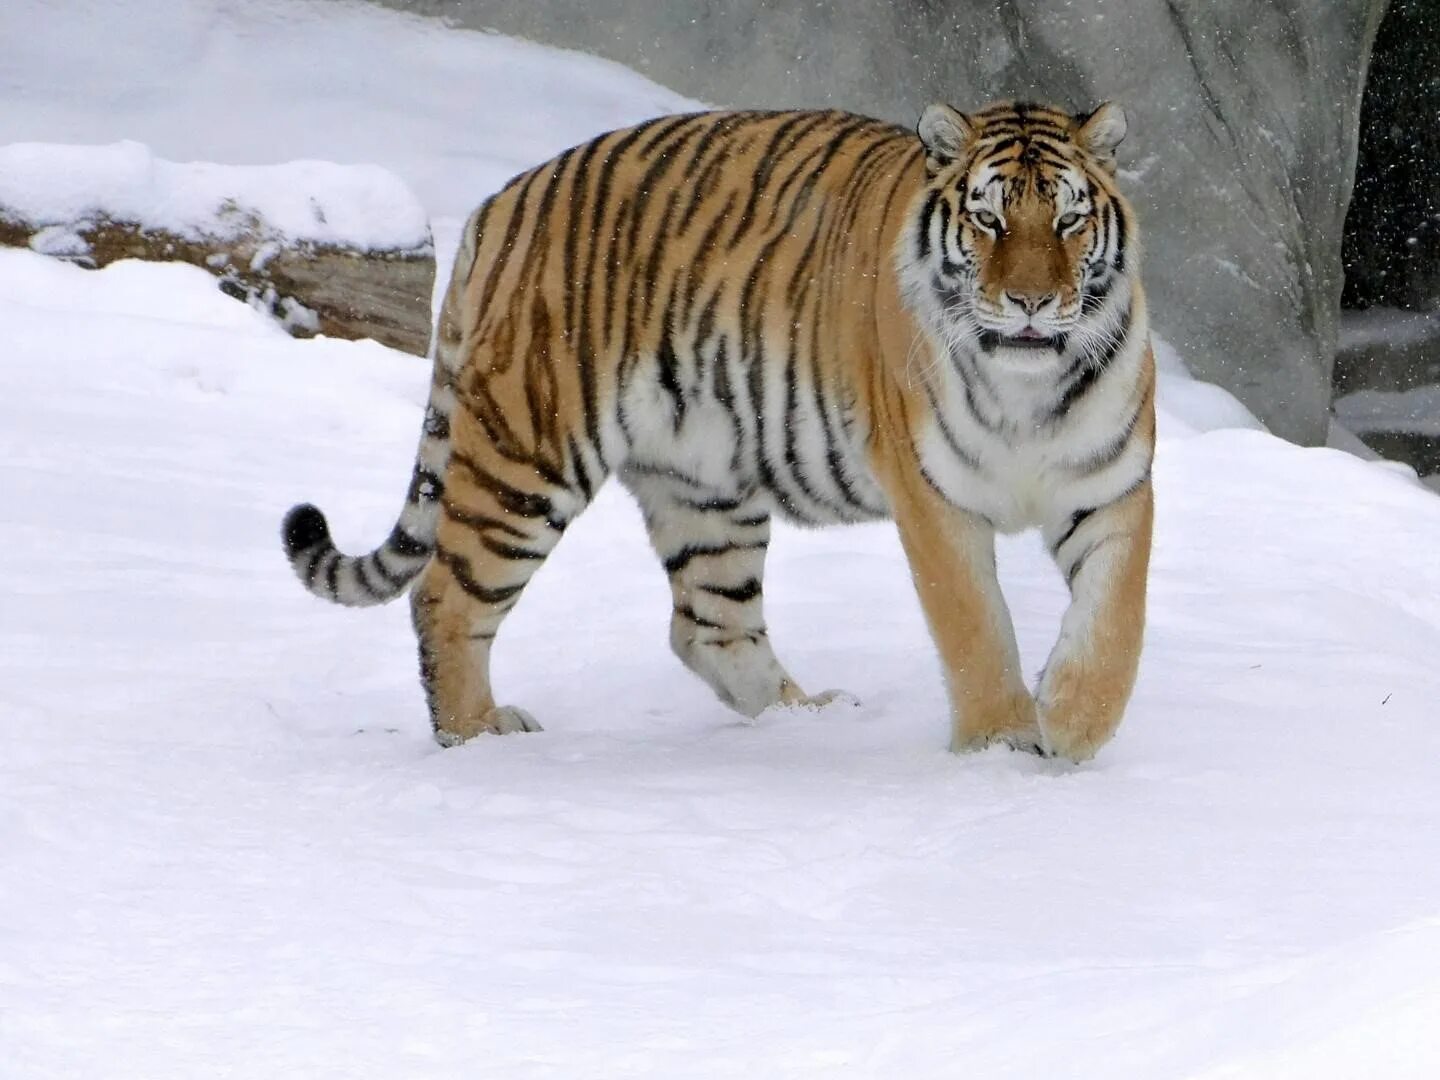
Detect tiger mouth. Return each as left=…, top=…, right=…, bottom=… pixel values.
left=979, top=328, right=1065, bottom=352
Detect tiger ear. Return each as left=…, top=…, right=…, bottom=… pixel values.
left=1076, top=102, right=1127, bottom=163
left=918, top=103, right=974, bottom=174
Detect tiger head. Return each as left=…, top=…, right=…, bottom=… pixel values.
left=901, top=100, right=1135, bottom=365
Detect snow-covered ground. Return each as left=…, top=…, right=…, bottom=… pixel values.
left=5, top=3, right=1440, bottom=1078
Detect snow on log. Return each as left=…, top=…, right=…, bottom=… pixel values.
left=0, top=141, right=434, bottom=356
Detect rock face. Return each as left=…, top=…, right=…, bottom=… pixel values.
left=365, top=0, right=1388, bottom=443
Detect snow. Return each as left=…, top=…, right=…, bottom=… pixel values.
left=0, top=0, right=704, bottom=225
left=0, top=141, right=430, bottom=251
left=6, top=2, right=1440, bottom=1078
left=1152, top=338, right=1268, bottom=437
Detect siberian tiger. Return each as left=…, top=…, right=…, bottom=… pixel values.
left=282, top=100, right=1155, bottom=763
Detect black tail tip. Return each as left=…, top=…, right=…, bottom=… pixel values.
left=282, top=503, right=331, bottom=557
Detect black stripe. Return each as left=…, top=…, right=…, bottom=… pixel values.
left=683, top=193, right=738, bottom=324
left=934, top=196, right=953, bottom=263
left=479, top=534, right=547, bottom=561
left=955, top=343, right=1007, bottom=430
left=1080, top=274, right=1114, bottom=317
left=352, top=555, right=385, bottom=599
left=1111, top=202, right=1128, bottom=274
left=436, top=547, right=526, bottom=605
left=673, top=493, right=744, bottom=513
left=453, top=404, right=567, bottom=488
left=473, top=165, right=542, bottom=317
left=639, top=111, right=707, bottom=156
left=663, top=540, right=766, bottom=576
left=674, top=603, right=724, bottom=630
left=386, top=526, right=430, bottom=558
left=368, top=551, right=407, bottom=589
left=655, top=324, right=687, bottom=431
left=562, top=135, right=608, bottom=342
left=699, top=577, right=762, bottom=604
left=460, top=199, right=495, bottom=291
left=1065, top=539, right=1104, bottom=587
left=625, top=460, right=712, bottom=490
left=324, top=552, right=341, bottom=597
left=576, top=122, right=659, bottom=459
left=567, top=434, right=595, bottom=502
left=676, top=114, right=759, bottom=233
left=526, top=146, right=579, bottom=255
left=628, top=118, right=709, bottom=253
left=924, top=384, right=984, bottom=470
left=450, top=450, right=556, bottom=522
left=1073, top=404, right=1143, bottom=475
left=711, top=337, right=747, bottom=471
left=727, top=112, right=834, bottom=249
left=916, top=189, right=941, bottom=260
left=635, top=190, right=683, bottom=338
left=1052, top=361, right=1106, bottom=421
left=780, top=312, right=840, bottom=516
left=1050, top=304, right=1134, bottom=421
left=785, top=135, right=888, bottom=307
left=1052, top=507, right=1096, bottom=554
left=761, top=115, right=874, bottom=234
left=442, top=499, right=530, bottom=540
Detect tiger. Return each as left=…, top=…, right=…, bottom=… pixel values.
left=281, top=100, right=1154, bottom=764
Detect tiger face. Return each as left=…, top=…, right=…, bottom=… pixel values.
left=905, top=100, right=1132, bottom=365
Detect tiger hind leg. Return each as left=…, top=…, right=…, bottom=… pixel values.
left=412, top=438, right=598, bottom=746
left=625, top=472, right=852, bottom=718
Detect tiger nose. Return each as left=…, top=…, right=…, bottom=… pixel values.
left=1005, top=291, right=1056, bottom=315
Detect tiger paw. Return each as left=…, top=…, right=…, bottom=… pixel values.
left=800, top=688, right=860, bottom=710
left=1036, top=711, right=1113, bottom=764
left=1000, top=725, right=1051, bottom=757
left=949, top=692, right=1041, bottom=754
left=434, top=705, right=543, bottom=747
left=776, top=683, right=860, bottom=711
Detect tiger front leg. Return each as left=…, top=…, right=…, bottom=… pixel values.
left=886, top=476, right=1041, bottom=754
left=1037, top=479, right=1154, bottom=762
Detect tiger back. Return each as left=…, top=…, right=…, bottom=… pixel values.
left=282, top=101, right=1155, bottom=763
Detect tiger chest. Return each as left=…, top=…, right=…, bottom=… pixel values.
left=913, top=370, right=1123, bottom=534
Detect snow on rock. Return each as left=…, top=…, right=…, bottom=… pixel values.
left=1335, top=385, right=1440, bottom=438
left=0, top=139, right=430, bottom=252
left=0, top=140, right=437, bottom=354
left=1153, top=336, right=1268, bottom=438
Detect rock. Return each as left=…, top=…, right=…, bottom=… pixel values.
left=1333, top=312, right=1440, bottom=479
left=380, top=0, right=1388, bottom=443
left=0, top=143, right=435, bottom=356
left=1334, top=308, right=1440, bottom=396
